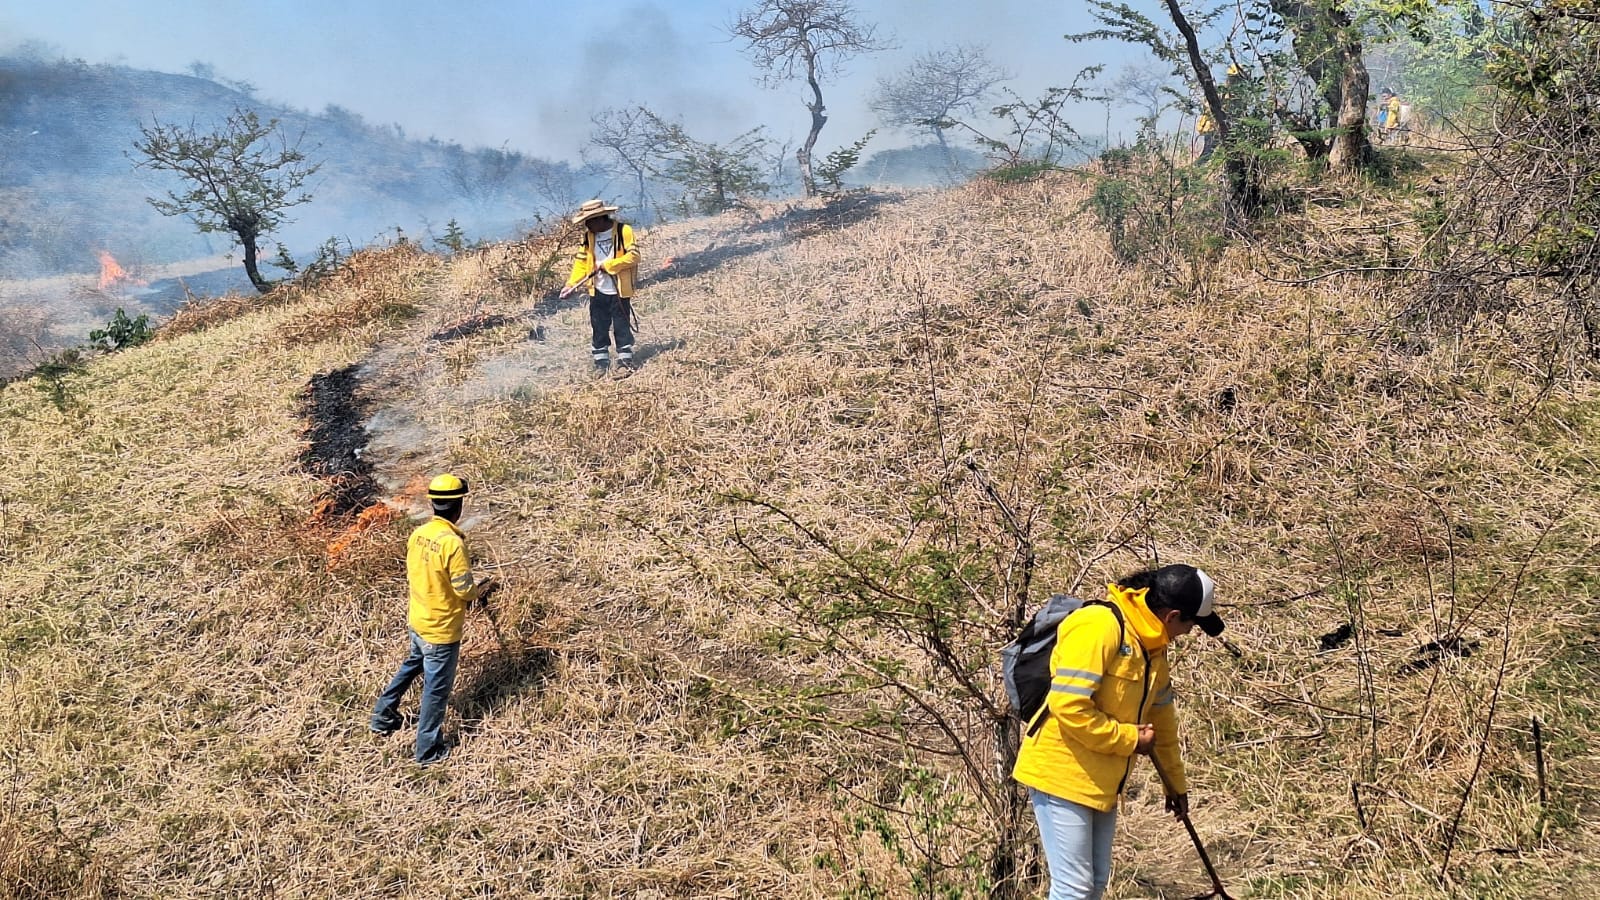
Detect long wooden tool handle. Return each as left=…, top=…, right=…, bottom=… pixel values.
left=1149, top=755, right=1231, bottom=898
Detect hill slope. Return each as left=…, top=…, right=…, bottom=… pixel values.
left=2, top=175, right=1598, bottom=897
left=0, top=54, right=596, bottom=365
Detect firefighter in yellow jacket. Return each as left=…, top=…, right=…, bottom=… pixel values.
left=560, top=199, right=640, bottom=375
left=1013, top=565, right=1223, bottom=899
left=370, top=474, right=494, bottom=765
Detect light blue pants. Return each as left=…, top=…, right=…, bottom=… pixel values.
left=1030, top=788, right=1117, bottom=900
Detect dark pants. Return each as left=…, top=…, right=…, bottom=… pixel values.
left=589, top=292, right=634, bottom=367
left=371, top=630, right=460, bottom=764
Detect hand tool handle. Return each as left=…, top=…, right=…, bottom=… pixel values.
left=1149, top=755, right=1232, bottom=898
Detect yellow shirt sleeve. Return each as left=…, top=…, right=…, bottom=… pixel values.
left=1149, top=665, right=1188, bottom=794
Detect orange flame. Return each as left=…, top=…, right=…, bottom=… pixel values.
left=323, top=476, right=432, bottom=566
left=659, top=256, right=675, bottom=271
left=326, top=502, right=402, bottom=561
left=97, top=250, right=146, bottom=291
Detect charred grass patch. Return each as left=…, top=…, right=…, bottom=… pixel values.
left=298, top=362, right=379, bottom=517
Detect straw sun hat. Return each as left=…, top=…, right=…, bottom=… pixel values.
left=572, top=199, right=620, bottom=224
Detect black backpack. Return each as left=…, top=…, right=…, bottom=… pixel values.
left=1002, top=594, right=1124, bottom=735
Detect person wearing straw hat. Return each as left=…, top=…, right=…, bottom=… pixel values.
left=1013, top=564, right=1224, bottom=900
left=370, top=474, right=496, bottom=765
left=560, top=199, right=639, bottom=375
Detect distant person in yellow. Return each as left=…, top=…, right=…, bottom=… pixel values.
left=1013, top=564, right=1223, bottom=899
left=560, top=199, right=639, bottom=375
left=1195, top=110, right=1218, bottom=164
left=1377, top=89, right=1403, bottom=142
left=370, top=474, right=494, bottom=765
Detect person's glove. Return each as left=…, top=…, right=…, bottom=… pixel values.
left=1165, top=793, right=1189, bottom=821
left=474, top=578, right=499, bottom=607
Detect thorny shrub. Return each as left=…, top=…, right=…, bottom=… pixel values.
left=733, top=462, right=1047, bottom=899
left=1085, top=139, right=1223, bottom=267
left=1422, top=2, right=1600, bottom=357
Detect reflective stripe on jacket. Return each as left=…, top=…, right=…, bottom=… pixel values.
left=1011, top=583, right=1189, bottom=812
left=406, top=516, right=478, bottom=645
left=567, top=223, right=638, bottom=298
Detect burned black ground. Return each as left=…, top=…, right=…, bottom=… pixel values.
left=298, top=363, right=379, bottom=516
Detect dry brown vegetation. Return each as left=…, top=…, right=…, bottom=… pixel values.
left=1, top=168, right=1598, bottom=898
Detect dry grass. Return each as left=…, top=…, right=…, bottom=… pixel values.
left=1, top=174, right=1598, bottom=897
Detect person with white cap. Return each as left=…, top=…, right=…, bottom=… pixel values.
left=1012, top=564, right=1223, bottom=899
left=559, top=199, right=639, bottom=374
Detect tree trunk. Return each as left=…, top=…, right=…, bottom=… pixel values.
left=633, top=165, right=649, bottom=223
left=934, top=128, right=955, bottom=174
left=1162, top=0, right=1227, bottom=144
left=798, top=52, right=827, bottom=197
left=1326, top=25, right=1373, bottom=171
left=239, top=231, right=271, bottom=294
left=1273, top=0, right=1372, bottom=172
left=987, top=713, right=1033, bottom=899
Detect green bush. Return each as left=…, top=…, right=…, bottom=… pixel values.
left=88, top=307, right=152, bottom=352
left=1083, top=139, right=1214, bottom=264
left=434, top=219, right=471, bottom=254
left=984, top=160, right=1057, bottom=184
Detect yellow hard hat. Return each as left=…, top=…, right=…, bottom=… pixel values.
left=1227, top=63, right=1241, bottom=76
left=427, top=473, right=469, bottom=500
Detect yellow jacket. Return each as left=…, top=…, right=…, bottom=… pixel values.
left=406, top=516, right=480, bottom=645
left=1196, top=112, right=1216, bottom=134
left=1385, top=96, right=1402, bottom=130
left=1012, top=583, right=1189, bottom=812
left=566, top=222, right=639, bottom=298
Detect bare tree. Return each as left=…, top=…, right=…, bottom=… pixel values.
left=584, top=107, right=662, bottom=222
left=730, top=0, right=890, bottom=197
left=872, top=44, right=1010, bottom=170
left=445, top=142, right=523, bottom=211
left=1106, top=60, right=1180, bottom=134
left=132, top=108, right=319, bottom=293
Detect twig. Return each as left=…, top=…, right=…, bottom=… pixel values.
left=1360, top=782, right=1448, bottom=824
left=1255, top=264, right=1441, bottom=286
left=1439, top=512, right=1563, bottom=878
left=1326, top=516, right=1379, bottom=782
left=1533, top=715, right=1548, bottom=838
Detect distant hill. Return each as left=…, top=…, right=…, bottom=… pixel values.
left=0, top=55, right=598, bottom=282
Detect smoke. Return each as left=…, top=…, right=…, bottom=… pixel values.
left=535, top=3, right=756, bottom=152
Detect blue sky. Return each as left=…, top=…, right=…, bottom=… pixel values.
left=2, top=0, right=1144, bottom=162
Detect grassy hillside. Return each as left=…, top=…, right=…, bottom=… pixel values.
left=2, top=170, right=1598, bottom=898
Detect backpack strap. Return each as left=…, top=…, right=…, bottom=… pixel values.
left=1023, top=599, right=1125, bottom=737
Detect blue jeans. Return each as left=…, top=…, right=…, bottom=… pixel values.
left=371, top=630, right=460, bottom=764
left=1030, top=788, right=1117, bottom=900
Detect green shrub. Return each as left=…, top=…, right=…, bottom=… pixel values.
left=1083, top=139, right=1214, bottom=264
left=88, top=307, right=152, bottom=352
left=984, top=160, right=1057, bottom=184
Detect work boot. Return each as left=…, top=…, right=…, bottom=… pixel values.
left=615, top=359, right=637, bottom=377
left=593, top=360, right=610, bottom=376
